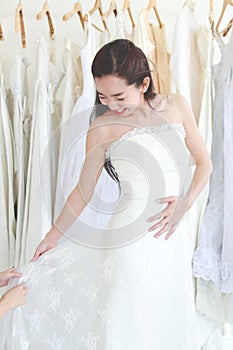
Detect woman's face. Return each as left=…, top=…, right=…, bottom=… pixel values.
left=95, top=75, right=147, bottom=117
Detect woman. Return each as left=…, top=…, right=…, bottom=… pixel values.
left=0, top=39, right=212, bottom=349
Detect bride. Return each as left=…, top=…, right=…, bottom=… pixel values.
left=0, top=39, right=212, bottom=349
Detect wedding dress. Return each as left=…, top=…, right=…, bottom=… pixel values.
left=0, top=123, right=200, bottom=350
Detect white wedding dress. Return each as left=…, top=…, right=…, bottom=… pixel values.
left=0, top=123, right=200, bottom=350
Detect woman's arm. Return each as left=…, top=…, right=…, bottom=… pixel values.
left=178, top=95, right=213, bottom=209
left=148, top=95, right=213, bottom=239
left=31, top=122, right=109, bottom=261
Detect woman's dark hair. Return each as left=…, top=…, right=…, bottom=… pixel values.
left=90, top=39, right=156, bottom=183
left=91, top=39, right=155, bottom=110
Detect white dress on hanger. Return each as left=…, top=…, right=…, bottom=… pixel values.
left=197, top=24, right=213, bottom=154
left=0, top=123, right=201, bottom=350
left=54, top=14, right=119, bottom=230
left=169, top=3, right=204, bottom=256
left=0, top=70, right=15, bottom=271
left=134, top=10, right=156, bottom=74
left=53, top=38, right=82, bottom=222
left=169, top=2, right=201, bottom=122
left=185, top=24, right=214, bottom=254
left=193, top=31, right=233, bottom=329
left=115, top=9, right=135, bottom=41
left=9, top=54, right=30, bottom=266
left=20, top=37, right=62, bottom=265
left=135, top=9, right=171, bottom=94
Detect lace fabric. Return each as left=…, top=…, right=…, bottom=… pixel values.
left=193, top=31, right=233, bottom=296
left=105, top=123, right=186, bottom=159
left=0, top=124, right=200, bottom=350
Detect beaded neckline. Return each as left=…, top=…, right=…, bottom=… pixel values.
left=105, top=123, right=186, bottom=159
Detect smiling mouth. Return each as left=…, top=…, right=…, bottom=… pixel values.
left=114, top=108, right=127, bottom=115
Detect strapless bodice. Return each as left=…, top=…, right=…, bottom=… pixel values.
left=99, top=123, right=190, bottom=247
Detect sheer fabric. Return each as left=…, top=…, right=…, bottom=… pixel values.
left=0, top=123, right=202, bottom=349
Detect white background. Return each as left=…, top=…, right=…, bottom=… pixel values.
left=0, top=0, right=231, bottom=64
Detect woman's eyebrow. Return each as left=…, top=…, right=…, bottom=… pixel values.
left=97, top=91, right=124, bottom=97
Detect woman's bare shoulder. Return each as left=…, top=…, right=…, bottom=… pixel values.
left=167, top=93, right=188, bottom=106
left=89, top=113, right=116, bottom=133
left=150, top=93, right=187, bottom=125
left=87, top=114, right=118, bottom=150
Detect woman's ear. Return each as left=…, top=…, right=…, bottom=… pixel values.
left=141, top=77, right=150, bottom=93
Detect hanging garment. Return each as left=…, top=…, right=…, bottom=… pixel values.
left=100, top=14, right=123, bottom=48
left=134, top=9, right=171, bottom=94
left=53, top=38, right=82, bottom=224
left=9, top=54, right=31, bottom=266
left=194, top=24, right=214, bottom=239
left=185, top=24, right=215, bottom=255
left=116, top=9, right=126, bottom=39
left=0, top=123, right=202, bottom=350
left=150, top=23, right=171, bottom=94
left=54, top=14, right=119, bottom=230
left=197, top=24, right=213, bottom=154
left=193, top=31, right=233, bottom=326
left=20, top=37, right=62, bottom=265
left=0, top=72, right=16, bottom=270
left=169, top=3, right=201, bottom=121
left=115, top=9, right=135, bottom=41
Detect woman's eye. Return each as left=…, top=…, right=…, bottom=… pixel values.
left=99, top=95, right=106, bottom=100
left=117, top=98, right=125, bottom=101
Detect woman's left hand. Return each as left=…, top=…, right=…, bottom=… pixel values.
left=147, top=196, right=189, bottom=240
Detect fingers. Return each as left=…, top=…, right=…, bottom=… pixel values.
left=2, top=283, right=28, bottom=310
left=12, top=283, right=28, bottom=307
left=155, top=223, right=177, bottom=239
left=165, top=224, right=176, bottom=240
left=153, top=222, right=169, bottom=238
left=0, top=268, right=22, bottom=286
left=156, top=196, right=177, bottom=204
left=147, top=196, right=177, bottom=222
left=31, top=241, right=57, bottom=262
left=148, top=216, right=166, bottom=231
left=8, top=269, right=22, bottom=278
left=30, top=248, right=41, bottom=262
left=17, top=283, right=28, bottom=292
left=147, top=212, right=163, bottom=223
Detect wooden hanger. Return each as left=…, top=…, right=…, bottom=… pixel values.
left=102, top=1, right=118, bottom=20
left=184, top=0, right=195, bottom=11
left=221, top=17, right=233, bottom=36
left=36, top=1, right=55, bottom=39
left=15, top=3, right=26, bottom=48
left=62, top=2, right=84, bottom=30
left=84, top=0, right=107, bottom=31
left=209, top=0, right=214, bottom=29
left=121, top=0, right=135, bottom=29
left=146, top=0, right=163, bottom=29
left=216, top=0, right=233, bottom=32
left=0, top=22, right=4, bottom=41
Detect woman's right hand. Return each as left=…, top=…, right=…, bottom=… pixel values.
left=31, top=229, right=62, bottom=262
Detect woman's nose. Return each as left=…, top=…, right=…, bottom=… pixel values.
left=108, top=101, right=119, bottom=110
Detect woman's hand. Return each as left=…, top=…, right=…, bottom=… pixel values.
left=0, top=268, right=22, bottom=287
left=31, top=229, right=62, bottom=262
left=0, top=283, right=28, bottom=318
left=147, top=196, right=189, bottom=240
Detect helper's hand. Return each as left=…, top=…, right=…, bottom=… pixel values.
left=0, top=268, right=22, bottom=287
left=0, top=283, right=28, bottom=311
